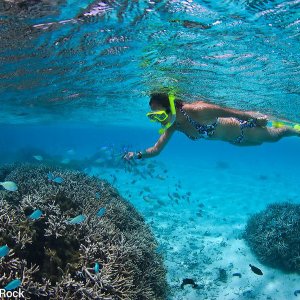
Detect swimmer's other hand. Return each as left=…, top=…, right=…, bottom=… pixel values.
left=256, top=116, right=268, bottom=127
left=248, top=111, right=268, bottom=127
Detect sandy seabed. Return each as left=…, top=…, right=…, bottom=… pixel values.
left=88, top=151, right=300, bottom=300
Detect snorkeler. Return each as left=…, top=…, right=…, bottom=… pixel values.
left=123, top=93, right=300, bottom=160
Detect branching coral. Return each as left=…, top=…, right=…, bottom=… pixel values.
left=244, top=202, right=300, bottom=273
left=0, top=164, right=167, bottom=299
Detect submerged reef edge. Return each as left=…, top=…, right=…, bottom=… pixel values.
left=0, top=163, right=168, bottom=299
left=244, top=202, right=300, bottom=273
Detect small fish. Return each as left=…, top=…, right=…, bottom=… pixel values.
left=249, top=264, right=263, bottom=275
left=294, top=290, right=300, bottom=297
left=4, top=279, right=21, bottom=291
left=48, top=172, right=54, bottom=181
left=96, top=208, right=106, bottom=217
left=33, top=155, right=43, bottom=161
left=0, top=181, right=18, bottom=192
left=61, top=158, right=70, bottom=164
left=156, top=174, right=166, bottom=180
left=95, top=192, right=101, bottom=199
left=0, top=245, right=10, bottom=257
left=180, top=278, right=198, bottom=289
left=52, top=177, right=64, bottom=184
left=28, top=209, right=43, bottom=220
left=140, top=173, right=147, bottom=179
left=94, top=262, right=101, bottom=273
left=110, top=174, right=117, bottom=184
left=157, top=200, right=166, bottom=206
left=95, top=158, right=105, bottom=164
left=172, top=192, right=181, bottom=199
left=143, top=196, right=151, bottom=203
left=68, top=215, right=86, bottom=224
left=146, top=194, right=159, bottom=200
left=196, top=210, right=203, bottom=217
left=232, top=273, right=242, bottom=278
left=67, top=149, right=75, bottom=155
left=168, top=193, right=174, bottom=201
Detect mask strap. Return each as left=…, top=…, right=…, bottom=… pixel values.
left=159, top=93, right=176, bottom=134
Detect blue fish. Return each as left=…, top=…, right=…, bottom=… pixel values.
left=96, top=207, right=106, bottom=217
left=4, top=279, right=21, bottom=291
left=28, top=209, right=43, bottom=220
left=0, top=181, right=18, bottom=192
left=47, top=172, right=54, bottom=181
left=94, top=262, right=100, bottom=273
left=52, top=177, right=64, bottom=184
left=95, top=192, right=101, bottom=199
left=0, top=245, right=9, bottom=257
left=68, top=215, right=86, bottom=224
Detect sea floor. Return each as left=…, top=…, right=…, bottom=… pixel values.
left=88, top=147, right=300, bottom=300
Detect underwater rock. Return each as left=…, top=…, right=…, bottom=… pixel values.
left=218, top=268, right=228, bottom=283
left=294, top=290, right=300, bottom=296
left=244, top=202, right=300, bottom=273
left=0, top=164, right=167, bottom=299
left=180, top=278, right=198, bottom=289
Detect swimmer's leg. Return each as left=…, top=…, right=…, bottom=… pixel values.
left=214, top=117, right=299, bottom=146
left=243, top=126, right=300, bottom=145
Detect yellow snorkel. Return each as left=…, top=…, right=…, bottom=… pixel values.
left=158, top=93, right=176, bottom=134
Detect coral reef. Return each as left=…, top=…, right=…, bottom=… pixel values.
left=244, top=202, right=300, bottom=273
left=0, top=164, right=167, bottom=299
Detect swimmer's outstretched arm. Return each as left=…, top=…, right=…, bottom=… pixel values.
left=124, top=126, right=175, bottom=160
left=142, top=126, right=175, bottom=158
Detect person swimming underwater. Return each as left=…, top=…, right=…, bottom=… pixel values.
left=123, top=93, right=300, bottom=160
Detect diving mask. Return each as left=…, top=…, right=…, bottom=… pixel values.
left=146, top=93, right=177, bottom=134
left=146, top=110, right=169, bottom=122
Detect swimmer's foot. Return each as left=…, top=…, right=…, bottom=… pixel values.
left=293, top=124, right=300, bottom=137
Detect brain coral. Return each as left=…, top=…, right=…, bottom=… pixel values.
left=0, top=164, right=167, bottom=299
left=244, top=202, right=300, bottom=273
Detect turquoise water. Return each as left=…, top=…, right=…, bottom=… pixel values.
left=1, top=0, right=300, bottom=124
left=1, top=0, right=300, bottom=299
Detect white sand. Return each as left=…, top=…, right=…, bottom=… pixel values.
left=88, top=150, right=300, bottom=300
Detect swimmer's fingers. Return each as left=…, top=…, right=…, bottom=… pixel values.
left=256, top=116, right=268, bottom=127
left=250, top=112, right=268, bottom=127
left=122, top=151, right=135, bottom=161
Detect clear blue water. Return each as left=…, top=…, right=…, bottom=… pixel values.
left=1, top=0, right=300, bottom=124
left=1, top=0, right=300, bottom=299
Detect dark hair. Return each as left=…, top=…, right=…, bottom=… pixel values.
left=149, top=93, right=183, bottom=112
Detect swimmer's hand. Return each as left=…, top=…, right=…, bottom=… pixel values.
left=123, top=152, right=135, bottom=161
left=248, top=112, right=268, bottom=127
left=255, top=116, right=268, bottom=127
